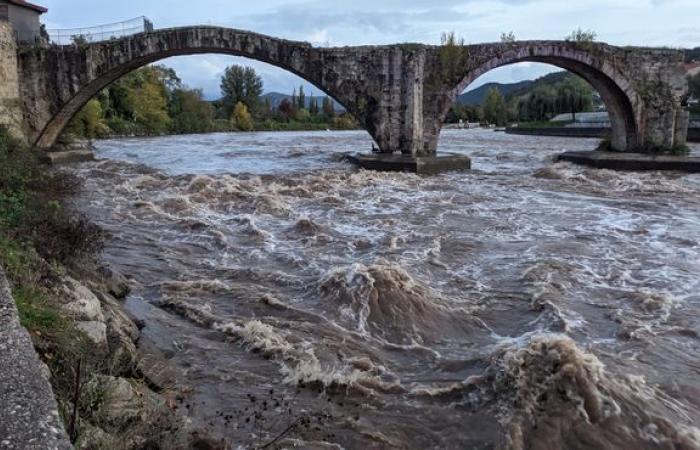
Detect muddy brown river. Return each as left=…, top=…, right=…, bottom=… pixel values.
left=73, top=129, right=700, bottom=449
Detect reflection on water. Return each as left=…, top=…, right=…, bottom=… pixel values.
left=74, top=129, right=700, bottom=449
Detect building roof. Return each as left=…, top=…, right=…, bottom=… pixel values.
left=3, top=0, right=48, bottom=14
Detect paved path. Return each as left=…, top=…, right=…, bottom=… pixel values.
left=0, top=266, right=71, bottom=449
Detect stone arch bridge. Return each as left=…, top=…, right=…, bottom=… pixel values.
left=16, top=26, right=689, bottom=155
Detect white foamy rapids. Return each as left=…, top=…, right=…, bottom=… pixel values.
left=318, top=260, right=482, bottom=344
left=216, top=320, right=401, bottom=392
left=539, top=163, right=697, bottom=195
left=157, top=279, right=232, bottom=295
left=479, top=335, right=700, bottom=450
left=520, top=260, right=579, bottom=332
left=160, top=298, right=399, bottom=393
left=611, top=290, right=679, bottom=340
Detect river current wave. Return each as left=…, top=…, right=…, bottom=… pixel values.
left=73, top=129, right=700, bottom=449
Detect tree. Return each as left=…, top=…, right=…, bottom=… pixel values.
left=309, top=96, right=319, bottom=116
left=231, top=102, right=254, bottom=131
left=169, top=88, right=215, bottom=134
left=149, top=65, right=182, bottom=92
left=67, top=99, right=108, bottom=139
left=483, top=88, right=507, bottom=126
left=322, top=96, right=335, bottom=120
left=128, top=76, right=171, bottom=134
left=296, top=108, right=311, bottom=122
left=297, top=85, right=306, bottom=110
left=260, top=97, right=273, bottom=120
left=439, top=31, right=469, bottom=84
left=445, top=103, right=483, bottom=124
left=556, top=76, right=593, bottom=121
left=220, top=65, right=263, bottom=116
left=278, top=98, right=297, bottom=121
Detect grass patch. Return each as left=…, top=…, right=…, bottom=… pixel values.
left=14, top=286, right=65, bottom=332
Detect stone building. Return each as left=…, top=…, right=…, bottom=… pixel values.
left=0, top=0, right=47, bottom=43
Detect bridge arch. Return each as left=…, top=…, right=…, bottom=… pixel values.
left=440, top=43, right=642, bottom=151
left=33, top=27, right=371, bottom=149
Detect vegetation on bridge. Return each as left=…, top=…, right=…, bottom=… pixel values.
left=64, top=64, right=358, bottom=141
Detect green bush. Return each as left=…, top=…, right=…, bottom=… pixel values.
left=106, top=117, right=141, bottom=136
left=0, top=126, right=104, bottom=266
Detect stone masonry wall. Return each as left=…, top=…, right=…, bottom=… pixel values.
left=0, top=22, right=25, bottom=141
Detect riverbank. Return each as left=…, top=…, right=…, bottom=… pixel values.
left=506, top=125, right=700, bottom=143
left=0, top=128, right=197, bottom=449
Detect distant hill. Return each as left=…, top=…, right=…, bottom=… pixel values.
left=457, top=71, right=572, bottom=106
left=261, top=92, right=345, bottom=111
left=457, top=80, right=534, bottom=105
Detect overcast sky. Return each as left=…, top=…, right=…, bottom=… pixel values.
left=39, top=0, right=699, bottom=99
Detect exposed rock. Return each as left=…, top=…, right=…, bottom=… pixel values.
left=60, top=276, right=104, bottom=322
left=41, top=150, right=96, bottom=166
left=96, top=265, right=131, bottom=300
left=75, top=422, right=118, bottom=450
left=75, top=321, right=107, bottom=347
left=137, top=338, right=178, bottom=391
left=83, top=375, right=165, bottom=434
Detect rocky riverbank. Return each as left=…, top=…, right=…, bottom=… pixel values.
left=20, top=258, right=195, bottom=449
left=0, top=127, right=209, bottom=449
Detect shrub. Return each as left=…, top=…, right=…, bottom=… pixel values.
left=500, top=32, right=516, bottom=43
left=0, top=126, right=104, bottom=266
left=231, top=102, right=254, bottom=131
left=566, top=28, right=597, bottom=43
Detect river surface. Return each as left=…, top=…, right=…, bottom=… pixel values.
left=73, top=129, right=700, bottom=449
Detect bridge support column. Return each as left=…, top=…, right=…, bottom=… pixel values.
left=640, top=106, right=689, bottom=151
left=673, top=109, right=689, bottom=148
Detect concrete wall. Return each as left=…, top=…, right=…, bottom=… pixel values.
left=0, top=21, right=24, bottom=140
left=0, top=265, right=71, bottom=449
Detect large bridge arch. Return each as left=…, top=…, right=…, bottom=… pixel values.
left=419, top=41, right=687, bottom=155
left=437, top=43, right=642, bottom=151
left=30, top=27, right=378, bottom=149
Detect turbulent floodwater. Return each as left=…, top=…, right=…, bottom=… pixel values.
left=73, top=129, right=700, bottom=449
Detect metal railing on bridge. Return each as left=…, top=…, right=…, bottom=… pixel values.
left=46, top=16, right=154, bottom=45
